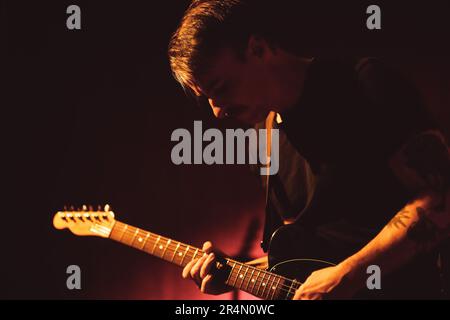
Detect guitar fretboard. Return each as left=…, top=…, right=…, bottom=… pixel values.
left=109, top=221, right=300, bottom=300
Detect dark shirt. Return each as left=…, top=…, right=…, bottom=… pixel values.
left=256, top=57, right=446, bottom=298
left=280, top=57, right=435, bottom=226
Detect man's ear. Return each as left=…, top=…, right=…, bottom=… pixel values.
left=246, top=35, right=272, bottom=59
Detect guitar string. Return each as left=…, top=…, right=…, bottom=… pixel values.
left=112, top=223, right=302, bottom=298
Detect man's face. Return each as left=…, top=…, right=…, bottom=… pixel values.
left=194, top=41, right=276, bottom=125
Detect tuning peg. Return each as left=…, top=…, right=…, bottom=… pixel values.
left=82, top=205, right=87, bottom=211
left=97, top=205, right=102, bottom=211
left=60, top=212, right=68, bottom=222
left=64, top=205, right=68, bottom=211
left=88, top=205, right=94, bottom=212
left=70, top=206, right=75, bottom=211
left=104, top=204, right=110, bottom=212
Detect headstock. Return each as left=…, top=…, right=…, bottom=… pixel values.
left=53, top=204, right=116, bottom=238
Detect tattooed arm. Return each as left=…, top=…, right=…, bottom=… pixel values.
left=342, top=131, right=449, bottom=291
left=364, top=130, right=449, bottom=249
left=295, top=130, right=449, bottom=299
left=340, top=192, right=449, bottom=288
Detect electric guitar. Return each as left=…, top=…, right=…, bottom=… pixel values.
left=54, top=204, right=432, bottom=299
left=53, top=205, right=337, bottom=300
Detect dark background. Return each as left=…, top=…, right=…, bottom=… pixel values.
left=2, top=1, right=449, bottom=299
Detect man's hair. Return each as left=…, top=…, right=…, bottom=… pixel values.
left=168, top=0, right=325, bottom=94
left=168, top=0, right=314, bottom=95
left=168, top=0, right=261, bottom=94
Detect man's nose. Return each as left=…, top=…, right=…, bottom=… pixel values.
left=208, top=98, right=227, bottom=119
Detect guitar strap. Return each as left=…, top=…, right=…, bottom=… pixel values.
left=260, top=111, right=277, bottom=253
left=264, top=111, right=277, bottom=197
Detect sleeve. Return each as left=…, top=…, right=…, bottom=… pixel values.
left=355, top=57, right=438, bottom=159
left=356, top=58, right=449, bottom=196
left=389, top=129, right=449, bottom=196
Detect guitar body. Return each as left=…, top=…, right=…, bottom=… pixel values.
left=268, top=259, right=335, bottom=286
left=267, top=224, right=336, bottom=283
left=266, top=223, right=384, bottom=299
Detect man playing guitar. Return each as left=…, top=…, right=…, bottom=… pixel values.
left=168, top=0, right=450, bottom=299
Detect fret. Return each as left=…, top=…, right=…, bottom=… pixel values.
left=141, top=232, right=150, bottom=250
left=119, top=224, right=128, bottom=242
left=192, top=248, right=199, bottom=260
left=250, top=269, right=260, bottom=295
left=176, top=244, right=186, bottom=264
left=246, top=268, right=256, bottom=292
left=270, top=276, right=281, bottom=300
left=131, top=228, right=139, bottom=247
left=240, top=266, right=250, bottom=290
left=292, top=280, right=301, bottom=299
left=287, top=279, right=295, bottom=300
left=277, top=277, right=284, bottom=300
left=269, top=275, right=277, bottom=299
left=262, top=273, right=271, bottom=299
left=226, top=262, right=236, bottom=285
left=162, top=239, right=171, bottom=259
left=256, top=271, right=266, bottom=297
left=134, top=229, right=146, bottom=248
left=180, top=245, right=190, bottom=266
left=267, top=274, right=277, bottom=300
left=171, top=242, right=181, bottom=263
left=232, top=264, right=243, bottom=287
left=152, top=236, right=161, bottom=255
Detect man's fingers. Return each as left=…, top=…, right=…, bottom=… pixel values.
left=294, top=284, right=323, bottom=300
left=181, top=241, right=225, bottom=294
left=200, top=253, right=215, bottom=279
left=190, top=254, right=208, bottom=283
left=201, top=274, right=213, bottom=293
left=182, top=259, right=197, bottom=279
left=202, top=241, right=213, bottom=254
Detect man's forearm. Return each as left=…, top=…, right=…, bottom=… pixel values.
left=339, top=191, right=450, bottom=291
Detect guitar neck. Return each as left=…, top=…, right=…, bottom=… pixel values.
left=109, top=221, right=299, bottom=300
